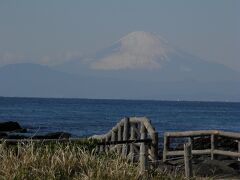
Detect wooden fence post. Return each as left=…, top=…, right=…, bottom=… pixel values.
left=111, top=130, right=116, bottom=150
left=122, top=117, right=130, bottom=157
left=117, top=125, right=122, bottom=154
left=188, top=137, right=193, bottom=145
left=163, top=134, right=169, bottom=162
left=211, top=134, right=215, bottom=160
left=130, top=123, right=137, bottom=162
left=105, top=135, right=110, bottom=153
left=140, top=122, right=148, bottom=172
left=150, top=131, right=158, bottom=165
left=184, top=142, right=193, bottom=179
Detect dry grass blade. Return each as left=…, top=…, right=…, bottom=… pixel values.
left=0, top=141, right=210, bottom=179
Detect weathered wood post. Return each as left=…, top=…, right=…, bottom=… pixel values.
left=150, top=131, right=158, bottom=166
left=188, top=137, right=193, bottom=145
left=163, top=134, right=169, bottom=162
left=105, top=135, right=110, bottom=153
left=184, top=142, right=193, bottom=179
left=130, top=123, right=137, bottom=162
left=111, top=130, right=117, bottom=151
left=211, top=134, right=215, bottom=160
left=117, top=124, right=122, bottom=154
left=122, top=117, right=130, bottom=157
left=140, top=122, right=148, bottom=172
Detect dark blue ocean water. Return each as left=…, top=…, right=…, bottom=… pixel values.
left=0, top=97, right=240, bottom=137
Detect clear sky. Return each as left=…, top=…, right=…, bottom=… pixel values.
left=0, top=0, right=239, bottom=70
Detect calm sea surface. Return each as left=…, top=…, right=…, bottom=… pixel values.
left=0, top=97, right=239, bottom=137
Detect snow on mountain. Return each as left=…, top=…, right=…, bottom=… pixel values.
left=91, top=31, right=175, bottom=70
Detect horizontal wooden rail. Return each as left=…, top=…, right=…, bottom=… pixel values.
left=165, top=130, right=218, bottom=138
left=129, top=117, right=156, bottom=134
left=167, top=149, right=211, bottom=156
left=97, top=139, right=152, bottom=146
left=163, top=130, right=240, bottom=162
left=214, top=150, right=240, bottom=158
left=165, top=130, right=240, bottom=139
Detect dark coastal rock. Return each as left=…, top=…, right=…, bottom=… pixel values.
left=174, top=137, right=211, bottom=150
left=175, top=136, right=238, bottom=152
left=194, top=159, right=239, bottom=177
left=7, top=134, right=28, bottom=139
left=0, top=131, right=71, bottom=140
left=157, top=161, right=179, bottom=172
left=222, top=159, right=240, bottom=170
left=0, top=132, right=8, bottom=138
left=193, top=136, right=237, bottom=151
left=0, top=121, right=27, bottom=133
left=0, top=121, right=71, bottom=140
left=163, top=157, right=240, bottom=178
left=33, top=132, right=71, bottom=139
left=216, top=137, right=238, bottom=151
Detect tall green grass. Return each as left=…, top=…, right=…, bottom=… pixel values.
left=0, top=141, right=206, bottom=180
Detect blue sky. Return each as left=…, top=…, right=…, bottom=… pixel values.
left=0, top=0, right=239, bottom=70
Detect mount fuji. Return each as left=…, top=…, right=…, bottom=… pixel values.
left=0, top=31, right=239, bottom=101
left=57, top=31, right=240, bottom=83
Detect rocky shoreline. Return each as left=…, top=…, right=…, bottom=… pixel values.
left=0, top=121, right=71, bottom=139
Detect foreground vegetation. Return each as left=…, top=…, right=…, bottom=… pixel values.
left=0, top=141, right=209, bottom=180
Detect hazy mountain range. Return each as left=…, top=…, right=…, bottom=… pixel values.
left=0, top=31, right=239, bottom=101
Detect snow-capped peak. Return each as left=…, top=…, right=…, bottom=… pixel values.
left=91, top=31, right=175, bottom=70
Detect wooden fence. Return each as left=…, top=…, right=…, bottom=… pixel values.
left=90, top=117, right=159, bottom=172
left=3, top=118, right=240, bottom=178
left=163, top=130, right=240, bottom=162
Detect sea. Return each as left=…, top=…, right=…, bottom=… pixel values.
left=0, top=97, right=240, bottom=138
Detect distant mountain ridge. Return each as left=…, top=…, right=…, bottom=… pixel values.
left=0, top=63, right=239, bottom=101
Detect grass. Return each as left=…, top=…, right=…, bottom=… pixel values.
left=0, top=141, right=209, bottom=180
